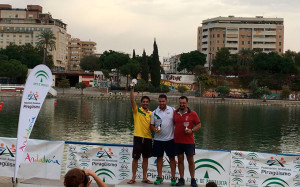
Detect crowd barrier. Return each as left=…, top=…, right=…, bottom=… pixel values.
left=0, top=137, right=299, bottom=186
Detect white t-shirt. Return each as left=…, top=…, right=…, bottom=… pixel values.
left=151, top=105, right=175, bottom=141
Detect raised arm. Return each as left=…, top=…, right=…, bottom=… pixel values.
left=84, top=169, right=106, bottom=187
left=130, top=85, right=137, bottom=110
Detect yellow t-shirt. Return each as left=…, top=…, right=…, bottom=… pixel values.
left=132, top=106, right=152, bottom=139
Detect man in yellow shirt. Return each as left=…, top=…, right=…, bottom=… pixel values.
left=127, top=82, right=153, bottom=184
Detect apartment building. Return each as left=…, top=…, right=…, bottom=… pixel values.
left=197, top=16, right=284, bottom=68
left=0, top=4, right=68, bottom=71
left=67, top=37, right=97, bottom=71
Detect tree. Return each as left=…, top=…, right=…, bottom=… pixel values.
left=37, top=30, right=56, bottom=65
left=58, top=77, right=70, bottom=94
left=135, top=79, right=148, bottom=96
left=140, top=50, right=149, bottom=83
left=150, top=39, right=161, bottom=87
left=100, top=50, right=130, bottom=85
left=215, top=85, right=230, bottom=100
left=0, top=58, right=28, bottom=83
left=178, top=50, right=206, bottom=73
left=80, top=55, right=101, bottom=71
left=212, top=48, right=237, bottom=75
left=120, top=59, right=140, bottom=88
left=177, top=86, right=188, bottom=96
left=281, top=85, right=290, bottom=99
left=194, top=65, right=216, bottom=96
left=132, top=49, right=136, bottom=59
left=75, top=82, right=87, bottom=95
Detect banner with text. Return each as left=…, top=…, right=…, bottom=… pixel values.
left=0, top=137, right=64, bottom=179
left=66, top=144, right=231, bottom=185
left=230, top=150, right=300, bottom=187
left=14, top=64, right=53, bottom=181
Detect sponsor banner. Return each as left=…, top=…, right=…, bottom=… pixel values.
left=230, top=150, right=300, bottom=187
left=0, top=137, right=64, bottom=179
left=66, top=145, right=230, bottom=185
left=14, top=65, right=53, bottom=181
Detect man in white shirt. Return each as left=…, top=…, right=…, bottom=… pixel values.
left=150, top=94, right=176, bottom=185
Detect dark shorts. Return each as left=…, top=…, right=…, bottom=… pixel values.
left=132, top=136, right=152, bottom=159
left=153, top=139, right=176, bottom=158
left=175, top=143, right=195, bottom=156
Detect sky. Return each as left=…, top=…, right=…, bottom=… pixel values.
left=3, top=0, right=300, bottom=58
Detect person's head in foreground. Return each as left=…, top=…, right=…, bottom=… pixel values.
left=64, top=168, right=90, bottom=187
left=206, top=182, right=217, bottom=187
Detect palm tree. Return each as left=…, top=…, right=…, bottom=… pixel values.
left=37, top=30, right=56, bottom=65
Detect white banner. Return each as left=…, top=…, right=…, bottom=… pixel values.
left=66, top=145, right=231, bottom=185
left=0, top=137, right=64, bottom=179
left=230, top=150, right=300, bottom=187
left=14, top=65, right=53, bottom=181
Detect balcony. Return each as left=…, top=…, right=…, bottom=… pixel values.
left=226, top=43, right=238, bottom=48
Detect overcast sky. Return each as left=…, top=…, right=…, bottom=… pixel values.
left=4, top=0, right=300, bottom=58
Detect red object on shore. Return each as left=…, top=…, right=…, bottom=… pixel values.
left=0, top=101, right=3, bottom=105
left=54, top=101, right=57, bottom=105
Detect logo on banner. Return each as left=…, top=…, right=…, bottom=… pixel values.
left=27, top=91, right=39, bottom=100
left=232, top=152, right=243, bottom=159
left=80, top=147, right=89, bottom=154
left=119, top=172, right=129, bottom=179
left=152, top=156, right=178, bottom=168
left=0, top=143, right=16, bottom=157
left=119, top=147, right=130, bottom=155
left=294, top=182, right=300, bottom=186
left=232, top=160, right=244, bottom=168
left=24, top=153, right=61, bottom=165
left=33, top=70, right=50, bottom=87
left=119, top=163, right=130, bottom=172
left=262, top=177, right=289, bottom=187
left=97, top=148, right=114, bottom=158
left=95, top=168, right=116, bottom=181
left=247, top=152, right=259, bottom=160
left=67, top=160, right=77, bottom=168
left=20, top=117, right=36, bottom=152
left=266, top=156, right=286, bottom=167
left=79, top=162, right=89, bottom=168
left=231, top=177, right=243, bottom=185
left=195, top=158, right=227, bottom=185
left=69, top=145, right=76, bottom=152
left=247, top=169, right=258, bottom=177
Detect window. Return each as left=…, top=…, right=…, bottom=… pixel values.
left=19, top=41, right=22, bottom=44
left=13, top=35, right=16, bottom=37
left=279, top=29, right=282, bottom=32
left=25, top=35, right=29, bottom=38
left=19, top=35, right=22, bottom=38
left=248, top=41, right=251, bottom=44
left=241, top=35, right=245, bottom=38
left=7, top=34, right=9, bottom=37
left=279, top=42, right=282, bottom=46
left=28, top=15, right=33, bottom=19
left=217, top=47, right=220, bottom=51
left=213, top=34, right=215, bottom=38
left=279, top=35, right=282, bottom=38
left=242, top=41, right=245, bottom=45
left=279, top=48, right=282, bottom=52
left=217, top=40, right=220, bottom=44
left=241, top=28, right=245, bottom=31
left=217, top=34, right=220, bottom=38
left=248, top=29, right=251, bottom=32
left=223, top=34, right=226, bottom=37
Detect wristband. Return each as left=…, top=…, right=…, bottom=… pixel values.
left=191, top=129, right=194, bottom=133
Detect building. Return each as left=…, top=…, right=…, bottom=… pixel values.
left=67, top=37, right=97, bottom=71
left=0, top=4, right=68, bottom=71
left=197, top=16, right=284, bottom=68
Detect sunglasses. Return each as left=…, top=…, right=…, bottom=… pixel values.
left=82, top=170, right=90, bottom=187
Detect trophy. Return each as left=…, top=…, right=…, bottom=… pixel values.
left=184, top=122, right=189, bottom=133
left=157, top=119, right=162, bottom=132
left=130, top=79, right=137, bottom=89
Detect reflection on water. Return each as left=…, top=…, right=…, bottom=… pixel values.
left=0, top=97, right=299, bottom=154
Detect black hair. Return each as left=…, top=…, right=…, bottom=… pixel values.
left=158, top=94, right=167, bottom=100
left=141, top=96, right=150, bottom=102
left=179, top=96, right=188, bottom=102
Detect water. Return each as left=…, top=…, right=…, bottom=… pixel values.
left=0, top=96, right=299, bottom=155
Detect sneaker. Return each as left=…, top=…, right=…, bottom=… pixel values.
left=176, top=178, right=185, bottom=186
left=191, top=178, right=198, bottom=187
left=154, top=177, right=163, bottom=185
left=170, top=177, right=176, bottom=186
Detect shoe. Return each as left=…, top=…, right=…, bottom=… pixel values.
left=154, top=177, right=163, bottom=185
left=171, top=177, right=176, bottom=186
left=176, top=178, right=185, bottom=186
left=191, top=178, right=198, bottom=187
